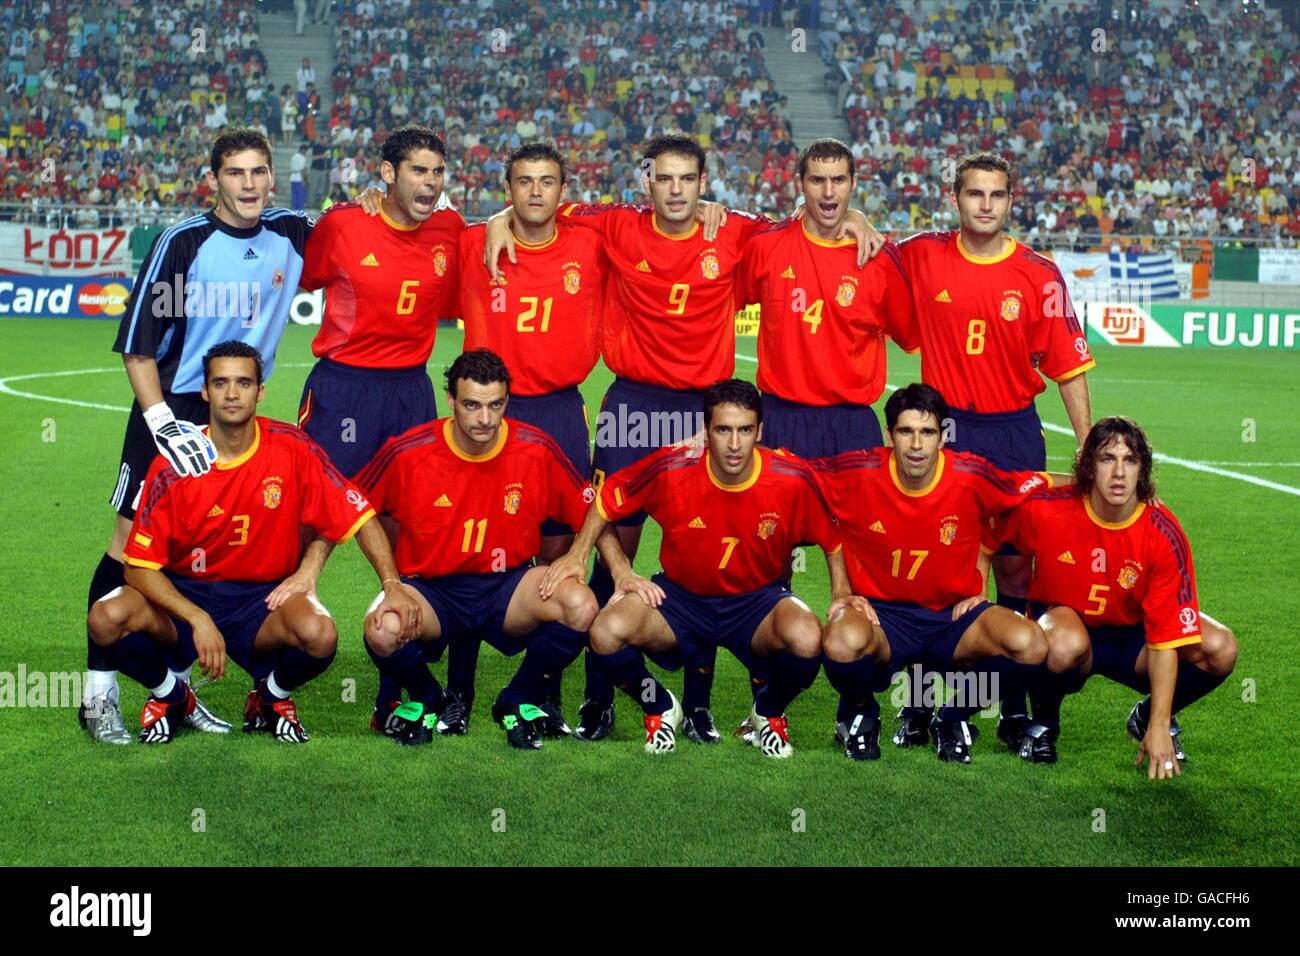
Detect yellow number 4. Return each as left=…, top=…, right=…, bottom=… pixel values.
left=802, top=298, right=824, bottom=335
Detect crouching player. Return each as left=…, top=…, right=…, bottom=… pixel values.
left=816, top=383, right=1064, bottom=762
left=356, top=349, right=618, bottom=749
left=542, top=379, right=846, bottom=757
left=987, top=417, right=1237, bottom=776
left=87, top=342, right=420, bottom=743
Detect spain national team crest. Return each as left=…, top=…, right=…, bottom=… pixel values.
left=835, top=280, right=856, bottom=308
left=504, top=482, right=523, bottom=515
left=272, top=268, right=283, bottom=289
left=1000, top=293, right=1022, bottom=322
left=262, top=482, right=282, bottom=510
left=563, top=268, right=581, bottom=295
left=432, top=245, right=448, bottom=278
left=938, top=516, right=958, bottom=545
left=756, top=512, right=779, bottom=540
left=700, top=253, right=720, bottom=280
left=1117, top=561, right=1141, bottom=590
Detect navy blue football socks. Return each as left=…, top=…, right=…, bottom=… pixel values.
left=592, top=646, right=669, bottom=715
left=824, top=654, right=881, bottom=723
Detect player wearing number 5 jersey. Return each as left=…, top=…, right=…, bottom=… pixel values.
left=815, top=384, right=1062, bottom=763
left=896, top=151, right=1095, bottom=742
left=296, top=125, right=464, bottom=479
left=984, top=418, right=1237, bottom=773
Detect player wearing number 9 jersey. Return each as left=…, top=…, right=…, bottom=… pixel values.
left=983, top=418, right=1237, bottom=772
left=296, top=125, right=464, bottom=479
left=815, top=384, right=1056, bottom=763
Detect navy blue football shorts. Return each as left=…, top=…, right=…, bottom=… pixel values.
left=945, top=404, right=1046, bottom=555
left=298, top=357, right=438, bottom=478
left=506, top=385, right=590, bottom=536
left=643, top=572, right=792, bottom=671
left=403, top=565, right=534, bottom=660
left=874, top=598, right=991, bottom=675
left=759, top=392, right=883, bottom=460
left=166, top=575, right=281, bottom=679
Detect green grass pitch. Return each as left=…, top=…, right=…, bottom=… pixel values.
left=0, top=317, right=1296, bottom=866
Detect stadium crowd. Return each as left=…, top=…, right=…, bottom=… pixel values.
left=1, top=0, right=1298, bottom=246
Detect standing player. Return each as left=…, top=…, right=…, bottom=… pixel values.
left=895, top=151, right=1095, bottom=747
left=294, top=124, right=464, bottom=725
left=816, top=384, right=1060, bottom=762
left=355, top=350, right=622, bottom=749
left=986, top=417, right=1237, bottom=774
left=86, top=343, right=419, bottom=743
left=485, top=134, right=881, bottom=744
left=455, top=141, right=608, bottom=735
left=81, top=129, right=312, bottom=744
left=542, top=380, right=845, bottom=757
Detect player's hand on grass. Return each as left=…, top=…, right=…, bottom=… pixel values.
left=378, top=580, right=422, bottom=641
left=191, top=616, right=226, bottom=680
left=540, top=552, right=586, bottom=600
left=356, top=186, right=385, bottom=214
left=484, top=212, right=516, bottom=280
left=951, top=595, right=985, bottom=620
left=143, top=403, right=215, bottom=478
left=696, top=200, right=727, bottom=241
left=265, top=568, right=318, bottom=611
left=1137, top=725, right=1181, bottom=780
left=828, top=594, right=878, bottom=626
left=614, top=571, right=664, bottom=607
left=837, top=208, right=886, bottom=267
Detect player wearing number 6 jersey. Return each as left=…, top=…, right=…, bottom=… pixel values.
left=541, top=380, right=846, bottom=758
left=815, top=383, right=1063, bottom=762
left=895, top=151, right=1095, bottom=744
left=87, top=343, right=419, bottom=744
left=984, top=418, right=1237, bottom=774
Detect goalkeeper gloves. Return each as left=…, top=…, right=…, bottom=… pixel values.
left=142, top=402, right=216, bottom=478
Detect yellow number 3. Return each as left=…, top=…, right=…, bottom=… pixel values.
left=228, top=514, right=250, bottom=547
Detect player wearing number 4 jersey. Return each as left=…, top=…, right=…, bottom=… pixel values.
left=541, top=380, right=846, bottom=758
left=87, top=343, right=419, bottom=744
left=985, top=418, right=1237, bottom=774
left=896, top=151, right=1095, bottom=742
left=816, top=383, right=1067, bottom=763
left=356, top=350, right=619, bottom=750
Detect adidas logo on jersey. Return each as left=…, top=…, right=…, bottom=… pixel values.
left=1057, top=550, right=1076, bottom=564
left=780, top=266, right=795, bottom=279
left=934, top=289, right=951, bottom=303
left=434, top=494, right=452, bottom=507
left=635, top=260, right=651, bottom=272
left=360, top=253, right=380, bottom=267
left=243, top=247, right=258, bottom=261
left=207, top=504, right=225, bottom=518
left=688, top=516, right=706, bottom=529
left=869, top=520, right=886, bottom=534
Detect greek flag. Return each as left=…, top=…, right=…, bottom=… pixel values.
left=1109, top=252, right=1180, bottom=300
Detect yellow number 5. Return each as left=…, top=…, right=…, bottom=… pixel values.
left=1085, top=583, right=1109, bottom=616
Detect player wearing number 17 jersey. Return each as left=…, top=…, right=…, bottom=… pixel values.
left=815, top=384, right=1055, bottom=762
left=356, top=350, right=613, bottom=750
left=984, top=418, right=1237, bottom=772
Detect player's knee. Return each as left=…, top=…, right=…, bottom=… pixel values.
left=296, top=613, right=337, bottom=658
left=86, top=596, right=127, bottom=646
left=1047, top=626, right=1090, bottom=673
left=363, top=614, right=401, bottom=657
left=588, top=609, right=627, bottom=656
left=1201, top=622, right=1238, bottom=675
left=822, top=617, right=870, bottom=663
left=780, top=612, right=823, bottom=659
left=1005, top=619, right=1048, bottom=665
left=559, top=582, right=599, bottom=632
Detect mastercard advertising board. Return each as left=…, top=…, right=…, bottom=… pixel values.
left=0, top=276, right=132, bottom=318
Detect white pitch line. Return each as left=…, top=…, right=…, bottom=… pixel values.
left=735, top=351, right=1300, bottom=498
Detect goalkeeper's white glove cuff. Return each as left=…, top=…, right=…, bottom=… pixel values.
left=141, top=401, right=177, bottom=436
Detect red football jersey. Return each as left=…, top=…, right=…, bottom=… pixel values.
left=301, top=202, right=464, bottom=368
left=814, top=446, right=1051, bottom=610
left=897, top=231, right=1094, bottom=413
left=560, top=201, right=768, bottom=389
left=738, top=224, right=917, bottom=406
left=459, top=221, right=605, bottom=395
left=596, top=445, right=841, bottom=595
left=989, top=489, right=1203, bottom=649
left=124, top=419, right=376, bottom=582
left=354, top=418, right=592, bottom=576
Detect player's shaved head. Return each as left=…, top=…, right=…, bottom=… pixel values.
left=382, top=125, right=447, bottom=169
left=1076, top=417, right=1155, bottom=503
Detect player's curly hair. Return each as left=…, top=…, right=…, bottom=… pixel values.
left=445, top=348, right=511, bottom=398
left=704, top=379, right=762, bottom=426
left=798, top=138, right=855, bottom=181
left=202, top=341, right=264, bottom=384
left=209, top=129, right=273, bottom=176
left=1074, top=417, right=1156, bottom=503
left=643, top=134, right=706, bottom=177
left=506, top=141, right=567, bottom=184
left=884, top=383, right=949, bottom=433
left=953, top=151, right=1013, bottom=193
left=381, top=125, right=447, bottom=170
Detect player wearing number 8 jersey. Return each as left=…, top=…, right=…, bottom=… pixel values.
left=984, top=418, right=1237, bottom=773
left=815, top=384, right=1061, bottom=762
left=896, top=151, right=1095, bottom=742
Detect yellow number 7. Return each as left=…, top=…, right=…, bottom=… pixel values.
left=719, top=536, right=739, bottom=569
